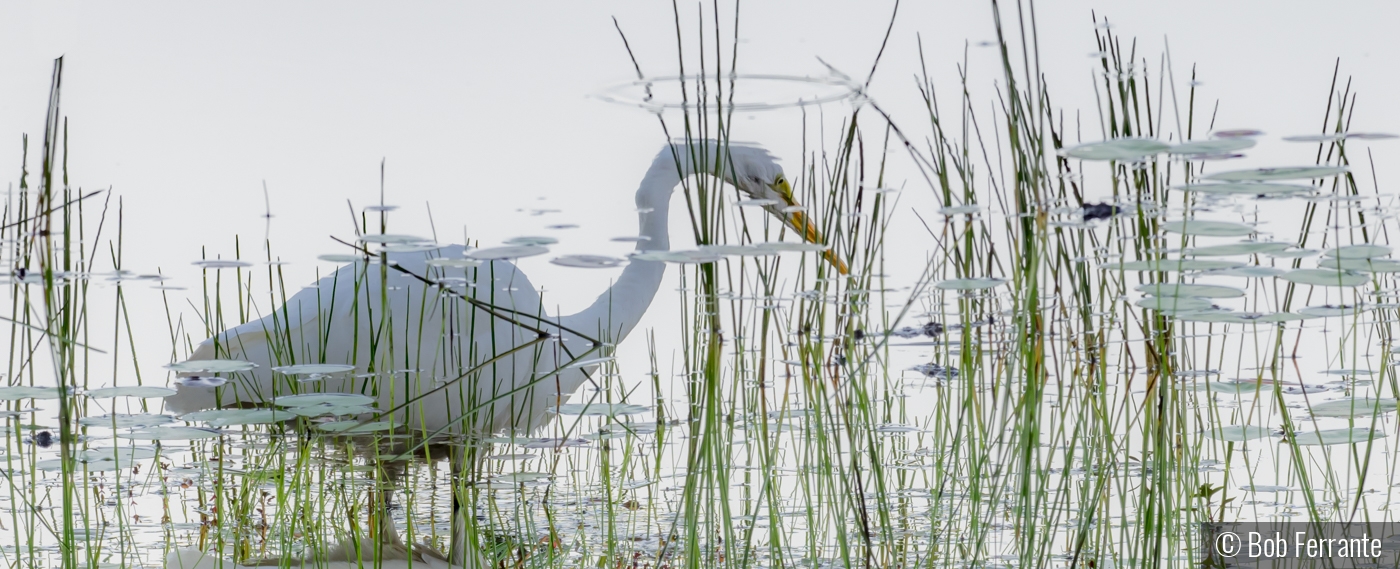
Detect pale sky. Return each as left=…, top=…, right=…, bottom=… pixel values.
left=1, top=1, right=1396, bottom=385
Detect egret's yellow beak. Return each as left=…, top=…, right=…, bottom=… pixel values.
left=771, top=178, right=849, bottom=275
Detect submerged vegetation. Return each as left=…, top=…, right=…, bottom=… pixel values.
left=1, top=3, right=1398, bottom=569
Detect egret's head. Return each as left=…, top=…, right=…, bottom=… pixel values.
left=720, top=144, right=849, bottom=275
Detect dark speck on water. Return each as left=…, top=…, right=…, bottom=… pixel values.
left=1081, top=203, right=1120, bottom=221
left=31, top=430, right=54, bottom=448
left=922, top=322, right=944, bottom=337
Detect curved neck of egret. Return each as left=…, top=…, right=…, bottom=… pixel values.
left=561, top=144, right=696, bottom=347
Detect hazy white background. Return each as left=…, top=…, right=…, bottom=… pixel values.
left=0, top=1, right=1396, bottom=386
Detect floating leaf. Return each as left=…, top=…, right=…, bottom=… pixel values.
left=939, top=205, right=983, bottom=215
left=467, top=245, right=549, bottom=260
left=1185, top=242, right=1293, bottom=256
left=181, top=409, right=290, bottom=426
left=1168, top=139, right=1256, bottom=155
left=426, top=258, right=481, bottom=269
left=1202, top=166, right=1349, bottom=182
left=934, top=278, right=1007, bottom=290
left=357, top=234, right=427, bottom=245
left=1062, top=138, right=1170, bottom=161
left=1298, top=304, right=1371, bottom=317
left=700, top=245, right=780, bottom=257
left=272, top=364, right=357, bottom=375
left=287, top=405, right=375, bottom=418
left=166, top=360, right=256, bottom=373
left=193, top=260, right=252, bottom=270
left=0, top=386, right=60, bottom=400
left=1203, top=425, right=1272, bottom=442
left=1294, top=428, right=1385, bottom=446
left=1211, top=266, right=1285, bottom=278
left=1317, top=258, right=1400, bottom=273
left=316, top=420, right=398, bottom=433
left=1323, top=245, right=1392, bottom=260
left=1171, top=183, right=1312, bottom=196
left=753, top=242, right=832, bottom=253
left=550, top=255, right=626, bottom=268
left=1162, top=220, right=1256, bottom=237
left=1265, top=248, right=1319, bottom=259
left=317, top=254, right=364, bottom=263
left=274, top=393, right=376, bottom=408
left=1278, top=269, right=1369, bottom=287
left=549, top=403, right=650, bottom=416
left=1135, top=283, right=1244, bottom=299
left=503, top=236, right=558, bottom=246
left=1103, top=259, right=1242, bottom=272
left=631, top=250, right=722, bottom=264
left=1212, top=129, right=1265, bottom=138
left=86, top=386, right=176, bottom=399
left=118, top=426, right=223, bottom=441
left=79, top=414, right=175, bottom=428
left=1308, top=398, right=1398, bottom=418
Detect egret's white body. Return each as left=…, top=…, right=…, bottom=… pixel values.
left=163, top=141, right=839, bottom=567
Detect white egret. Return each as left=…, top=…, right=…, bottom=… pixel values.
left=163, top=141, right=846, bottom=567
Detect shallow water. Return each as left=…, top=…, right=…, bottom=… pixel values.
left=3, top=12, right=1400, bottom=569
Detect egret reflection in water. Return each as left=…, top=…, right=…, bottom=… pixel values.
left=162, top=141, right=848, bottom=565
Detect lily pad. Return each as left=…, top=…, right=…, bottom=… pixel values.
left=1298, top=304, right=1371, bottom=317
left=1185, top=242, right=1293, bottom=257
left=1134, top=283, right=1244, bottom=298
left=1278, top=269, right=1369, bottom=287
left=318, top=254, right=364, bottom=263
left=753, top=242, right=832, bottom=253
left=1193, top=380, right=1263, bottom=394
left=85, top=386, right=177, bottom=399
left=1308, top=398, right=1398, bottom=418
left=550, top=255, right=626, bottom=269
left=467, top=246, right=549, bottom=260
left=1103, top=259, right=1242, bottom=272
left=1294, top=428, right=1386, bottom=446
left=0, top=386, right=61, bottom=400
left=193, top=260, right=253, bottom=270
left=1168, top=139, right=1256, bottom=155
left=315, top=420, right=399, bottom=434
left=166, top=360, right=257, bottom=373
left=274, top=393, right=377, bottom=408
left=79, top=413, right=175, bottom=428
left=1162, top=220, right=1257, bottom=237
left=357, top=234, right=427, bottom=245
left=1062, top=138, right=1170, bottom=161
left=1211, top=266, right=1285, bottom=278
left=1265, top=248, right=1319, bottom=259
left=699, top=245, right=780, bottom=257
left=1135, top=297, right=1215, bottom=312
left=549, top=403, right=650, bottom=417
left=1171, top=183, right=1313, bottom=196
left=272, top=364, right=357, bottom=375
left=1317, top=258, right=1400, bottom=273
left=1202, top=166, right=1349, bottom=182
left=934, top=278, right=1007, bottom=291
left=1250, top=313, right=1315, bottom=323
left=631, top=251, right=722, bottom=264
left=1323, top=245, right=1392, bottom=260
left=426, top=258, right=482, bottom=269
left=180, top=409, right=291, bottom=426
left=287, top=405, right=375, bottom=418
left=118, top=426, right=223, bottom=441
left=503, top=236, right=558, bottom=246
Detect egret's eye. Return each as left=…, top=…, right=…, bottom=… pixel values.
left=774, top=174, right=785, bottom=184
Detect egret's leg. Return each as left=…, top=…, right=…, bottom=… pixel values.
left=448, top=444, right=491, bottom=568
